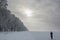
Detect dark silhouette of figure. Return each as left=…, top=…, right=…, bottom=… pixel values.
left=50, top=32, right=53, bottom=39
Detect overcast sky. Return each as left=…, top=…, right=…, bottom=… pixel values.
left=7, top=0, right=60, bottom=31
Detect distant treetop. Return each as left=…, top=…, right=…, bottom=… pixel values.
left=0, top=0, right=8, bottom=9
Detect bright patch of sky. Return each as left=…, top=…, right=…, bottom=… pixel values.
left=8, top=0, right=60, bottom=31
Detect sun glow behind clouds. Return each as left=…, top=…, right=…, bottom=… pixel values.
left=17, top=6, right=33, bottom=17
left=23, top=9, right=33, bottom=17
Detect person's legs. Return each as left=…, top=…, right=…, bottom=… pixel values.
left=51, top=35, right=53, bottom=39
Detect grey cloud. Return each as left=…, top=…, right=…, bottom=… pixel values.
left=8, top=0, right=60, bottom=31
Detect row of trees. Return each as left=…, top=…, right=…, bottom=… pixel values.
left=0, top=0, right=28, bottom=31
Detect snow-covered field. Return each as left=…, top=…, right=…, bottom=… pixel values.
left=0, top=32, right=60, bottom=40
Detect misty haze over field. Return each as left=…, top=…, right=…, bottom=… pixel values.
left=0, top=0, right=60, bottom=40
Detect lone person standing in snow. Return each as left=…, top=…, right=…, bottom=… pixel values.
left=50, top=32, right=53, bottom=39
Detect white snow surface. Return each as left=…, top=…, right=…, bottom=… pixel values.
left=0, top=32, right=35, bottom=40
left=0, top=32, right=60, bottom=40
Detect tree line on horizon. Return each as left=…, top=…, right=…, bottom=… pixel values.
left=0, top=0, right=28, bottom=32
